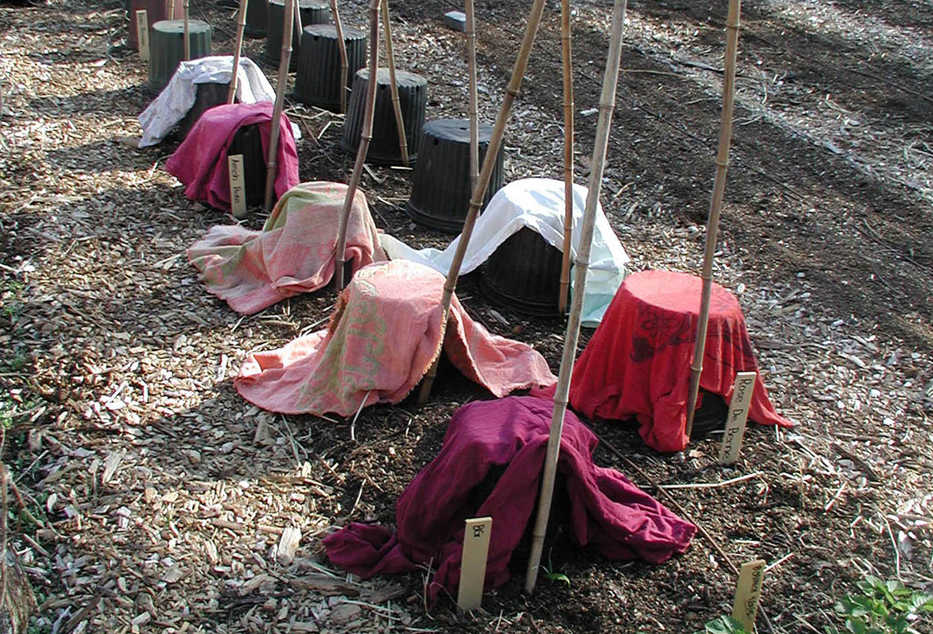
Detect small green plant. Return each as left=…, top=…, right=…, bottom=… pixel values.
left=826, top=576, right=933, bottom=634
left=696, top=616, right=751, bottom=634
left=1, top=279, right=24, bottom=325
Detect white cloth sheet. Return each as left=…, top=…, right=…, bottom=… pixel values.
left=138, top=55, right=299, bottom=147
left=380, top=178, right=630, bottom=326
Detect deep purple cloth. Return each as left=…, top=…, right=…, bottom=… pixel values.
left=165, top=102, right=299, bottom=212
left=323, top=396, right=696, bottom=603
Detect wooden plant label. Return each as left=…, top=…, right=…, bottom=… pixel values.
left=719, top=371, right=757, bottom=464
left=457, top=517, right=492, bottom=611
left=731, top=559, right=766, bottom=631
left=228, top=154, right=247, bottom=218
left=136, top=10, right=150, bottom=60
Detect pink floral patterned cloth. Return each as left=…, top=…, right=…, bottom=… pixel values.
left=188, top=182, right=384, bottom=314
left=235, top=260, right=557, bottom=416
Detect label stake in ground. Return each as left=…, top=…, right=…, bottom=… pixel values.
left=228, top=154, right=247, bottom=218
left=136, top=10, right=150, bottom=60
left=732, top=559, right=766, bottom=630
left=457, top=517, right=492, bottom=611
left=719, top=371, right=757, bottom=464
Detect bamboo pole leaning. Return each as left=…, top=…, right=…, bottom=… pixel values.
left=263, top=0, right=297, bottom=212
left=334, top=0, right=380, bottom=289
left=329, top=0, right=349, bottom=113
left=525, top=0, right=629, bottom=595
left=227, top=0, right=249, bottom=104
left=684, top=0, right=742, bottom=438
left=417, top=0, right=549, bottom=404
left=380, top=0, right=409, bottom=166
left=464, top=0, right=479, bottom=190
left=183, top=0, right=190, bottom=60
left=557, top=0, right=575, bottom=314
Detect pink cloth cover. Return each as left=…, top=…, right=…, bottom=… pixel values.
left=323, top=396, right=697, bottom=603
left=187, top=182, right=385, bottom=314
left=165, top=102, right=299, bottom=211
left=235, top=260, right=557, bottom=416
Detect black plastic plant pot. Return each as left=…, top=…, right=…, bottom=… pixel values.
left=148, top=19, right=212, bottom=92
left=178, top=81, right=230, bottom=139
left=340, top=67, right=427, bottom=165
left=293, top=24, right=366, bottom=111
left=479, top=227, right=564, bottom=316
left=264, top=0, right=329, bottom=70
left=227, top=123, right=266, bottom=209
left=406, top=118, right=504, bottom=233
left=244, top=0, right=268, bottom=37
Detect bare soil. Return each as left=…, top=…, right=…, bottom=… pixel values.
left=1, top=0, right=931, bottom=632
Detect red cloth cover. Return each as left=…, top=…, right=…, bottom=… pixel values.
left=165, top=102, right=299, bottom=211
left=568, top=270, right=793, bottom=452
left=323, top=396, right=696, bottom=603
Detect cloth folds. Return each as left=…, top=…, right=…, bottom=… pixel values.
left=380, top=178, right=630, bottom=326
left=235, top=260, right=557, bottom=416
left=165, top=102, right=299, bottom=212
left=323, top=396, right=696, bottom=603
left=188, top=182, right=385, bottom=314
left=137, top=55, right=282, bottom=147
left=566, top=270, right=793, bottom=452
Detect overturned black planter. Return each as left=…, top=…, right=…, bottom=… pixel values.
left=226, top=123, right=266, bottom=209
left=406, top=118, right=504, bottom=233
left=293, top=24, right=366, bottom=111
left=177, top=81, right=230, bottom=139
left=340, top=68, right=427, bottom=165
left=148, top=19, right=212, bottom=91
left=264, top=0, right=329, bottom=69
left=244, top=0, right=268, bottom=37
left=479, top=227, right=563, bottom=316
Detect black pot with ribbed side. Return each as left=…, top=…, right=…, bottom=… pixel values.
left=244, top=0, right=268, bottom=37
left=148, top=19, right=212, bottom=92
left=293, top=24, right=366, bottom=111
left=340, top=68, right=427, bottom=165
left=227, top=123, right=266, bottom=209
left=479, top=227, right=564, bottom=316
left=264, top=0, right=329, bottom=69
left=177, top=81, right=230, bottom=139
left=406, top=118, right=504, bottom=233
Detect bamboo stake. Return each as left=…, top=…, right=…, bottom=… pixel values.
left=524, top=0, right=628, bottom=595
left=183, top=0, right=190, bottom=60
left=684, top=0, right=742, bottom=438
left=292, top=0, right=303, bottom=54
left=227, top=0, right=250, bottom=104
left=557, top=0, right=574, bottom=314
left=329, top=0, right=349, bottom=114
left=416, top=0, right=549, bottom=404
left=333, top=0, right=380, bottom=289
left=169, top=0, right=175, bottom=19
left=380, top=0, right=409, bottom=165
left=263, top=0, right=296, bottom=212
left=464, top=0, right=478, bottom=191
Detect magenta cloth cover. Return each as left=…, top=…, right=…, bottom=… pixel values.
left=323, top=396, right=696, bottom=603
left=165, top=102, right=299, bottom=211
left=566, top=270, right=793, bottom=452
left=187, top=182, right=385, bottom=314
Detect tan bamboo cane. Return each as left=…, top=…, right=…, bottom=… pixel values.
left=292, top=0, right=303, bottom=54
left=684, top=0, right=742, bottom=438
left=227, top=0, right=250, bottom=104
left=183, top=0, right=190, bottom=60
left=416, top=0, right=549, bottom=404
left=333, top=0, right=380, bottom=289
left=464, top=0, right=479, bottom=191
left=525, top=0, right=629, bottom=595
left=329, top=0, right=349, bottom=113
left=557, top=0, right=574, bottom=314
left=263, top=0, right=296, bottom=212
left=169, top=0, right=175, bottom=19
left=380, top=0, right=409, bottom=165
